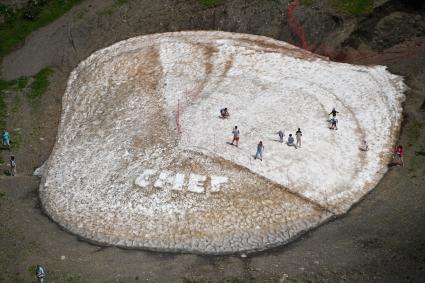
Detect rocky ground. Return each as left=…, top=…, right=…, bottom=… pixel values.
left=0, top=0, right=424, bottom=282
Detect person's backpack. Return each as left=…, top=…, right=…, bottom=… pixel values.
left=10, top=160, right=16, bottom=167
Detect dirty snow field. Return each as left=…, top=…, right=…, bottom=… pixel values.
left=39, top=31, right=405, bottom=254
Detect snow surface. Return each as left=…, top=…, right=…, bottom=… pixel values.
left=39, top=31, right=405, bottom=254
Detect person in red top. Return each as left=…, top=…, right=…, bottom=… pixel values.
left=393, top=145, right=404, bottom=167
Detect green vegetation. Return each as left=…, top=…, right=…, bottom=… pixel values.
left=0, top=76, right=28, bottom=129
left=0, top=68, right=52, bottom=132
left=66, top=275, right=81, bottom=283
left=0, top=191, right=5, bottom=199
left=98, top=0, right=128, bottom=16
left=198, top=0, right=224, bottom=8
left=406, top=117, right=423, bottom=147
left=329, top=0, right=374, bottom=16
left=29, top=68, right=53, bottom=98
left=0, top=0, right=83, bottom=58
left=301, top=0, right=315, bottom=5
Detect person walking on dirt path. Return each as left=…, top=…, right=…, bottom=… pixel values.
left=278, top=130, right=284, bottom=143
left=295, top=128, right=302, bottom=148
left=10, top=155, right=16, bottom=176
left=35, top=265, right=45, bottom=283
left=287, top=134, right=297, bottom=149
left=2, top=128, right=10, bottom=149
left=393, top=145, right=404, bottom=167
left=255, top=141, right=264, bottom=161
left=231, top=126, right=240, bottom=147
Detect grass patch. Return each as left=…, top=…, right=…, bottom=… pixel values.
left=0, top=76, right=28, bottom=129
left=66, top=275, right=81, bottom=283
left=0, top=191, right=5, bottom=199
left=29, top=68, right=53, bottom=98
left=98, top=0, right=128, bottom=16
left=301, top=0, right=315, bottom=5
left=0, top=68, right=52, bottom=135
left=10, top=129, right=22, bottom=150
left=329, top=0, right=374, bottom=16
left=406, top=117, right=423, bottom=147
left=0, top=0, right=83, bottom=59
left=198, top=0, right=224, bottom=8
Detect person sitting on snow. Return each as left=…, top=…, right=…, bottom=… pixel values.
left=287, top=134, right=297, bottom=149
left=359, top=140, right=369, bottom=151
left=220, top=107, right=230, bottom=119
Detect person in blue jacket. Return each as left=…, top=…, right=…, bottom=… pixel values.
left=2, top=128, right=10, bottom=148
left=287, top=134, right=297, bottom=149
left=255, top=141, right=264, bottom=161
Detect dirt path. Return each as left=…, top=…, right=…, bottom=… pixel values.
left=0, top=0, right=424, bottom=282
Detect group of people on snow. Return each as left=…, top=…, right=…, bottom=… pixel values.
left=220, top=107, right=404, bottom=166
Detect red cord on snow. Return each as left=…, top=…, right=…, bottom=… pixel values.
left=287, top=0, right=309, bottom=50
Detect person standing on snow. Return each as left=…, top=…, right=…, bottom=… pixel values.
left=295, top=128, right=302, bottom=148
left=255, top=141, right=264, bottom=161
left=278, top=130, right=284, bottom=143
left=35, top=265, right=45, bottom=283
left=329, top=118, right=338, bottom=130
left=329, top=107, right=339, bottom=118
left=2, top=128, right=10, bottom=149
left=231, top=126, right=240, bottom=147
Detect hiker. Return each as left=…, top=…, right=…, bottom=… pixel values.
left=329, top=118, right=338, bottom=130
left=231, top=126, right=240, bottom=147
left=220, top=108, right=230, bottom=119
left=329, top=107, right=339, bottom=118
left=295, top=128, right=302, bottom=148
left=10, top=155, right=16, bottom=176
left=35, top=265, right=45, bottom=283
left=255, top=141, right=264, bottom=161
left=287, top=134, right=297, bottom=148
left=393, top=145, right=404, bottom=167
left=360, top=140, right=369, bottom=151
left=278, top=130, right=284, bottom=143
left=2, top=128, right=10, bottom=149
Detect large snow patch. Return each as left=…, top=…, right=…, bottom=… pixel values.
left=39, top=31, right=405, bottom=254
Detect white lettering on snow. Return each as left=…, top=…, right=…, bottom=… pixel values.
left=211, top=176, right=228, bottom=192
left=172, top=173, right=185, bottom=191
left=135, top=169, right=157, bottom=187
left=135, top=169, right=228, bottom=194
left=187, top=174, right=206, bottom=193
left=154, top=170, right=173, bottom=188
